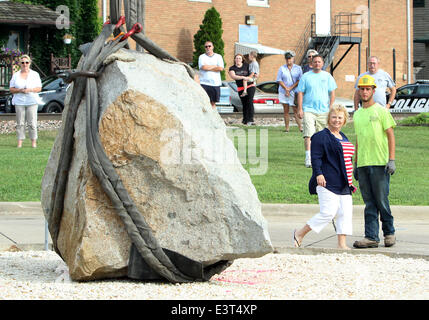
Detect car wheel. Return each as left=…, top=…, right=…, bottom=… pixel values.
left=43, top=102, right=63, bottom=113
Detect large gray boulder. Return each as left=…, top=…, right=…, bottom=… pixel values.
left=41, top=49, right=273, bottom=281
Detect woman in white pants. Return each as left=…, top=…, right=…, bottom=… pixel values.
left=9, top=55, right=42, bottom=148
left=293, top=105, right=356, bottom=249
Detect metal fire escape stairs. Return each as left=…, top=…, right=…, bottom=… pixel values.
left=296, top=12, right=363, bottom=76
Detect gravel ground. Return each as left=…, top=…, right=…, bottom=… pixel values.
left=0, top=120, right=62, bottom=135
left=0, top=118, right=287, bottom=136
left=2, top=119, right=426, bottom=301
left=0, top=250, right=428, bottom=300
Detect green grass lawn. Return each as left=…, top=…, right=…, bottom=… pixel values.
left=0, top=130, right=57, bottom=202
left=0, top=124, right=428, bottom=205
left=233, top=123, right=429, bottom=205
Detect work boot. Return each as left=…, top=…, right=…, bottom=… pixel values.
left=353, top=237, right=379, bottom=248
left=384, top=234, right=396, bottom=247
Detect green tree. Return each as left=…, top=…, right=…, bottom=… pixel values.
left=192, top=7, right=226, bottom=80
left=11, top=0, right=101, bottom=75
left=76, top=0, right=101, bottom=46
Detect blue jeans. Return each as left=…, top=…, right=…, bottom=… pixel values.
left=357, top=166, right=395, bottom=242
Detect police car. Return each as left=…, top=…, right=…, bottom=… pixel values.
left=390, top=80, right=429, bottom=113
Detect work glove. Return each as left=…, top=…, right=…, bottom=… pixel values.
left=385, top=160, right=396, bottom=175
left=353, top=164, right=358, bottom=181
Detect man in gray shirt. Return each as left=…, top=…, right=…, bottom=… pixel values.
left=354, top=56, right=396, bottom=110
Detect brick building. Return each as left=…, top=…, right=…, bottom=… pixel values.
left=98, top=0, right=413, bottom=99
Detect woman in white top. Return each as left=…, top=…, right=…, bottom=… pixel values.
left=9, top=55, right=42, bottom=148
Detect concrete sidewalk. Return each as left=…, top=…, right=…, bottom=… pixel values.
left=1, top=202, right=428, bottom=260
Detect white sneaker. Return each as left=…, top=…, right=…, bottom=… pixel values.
left=305, top=158, right=312, bottom=168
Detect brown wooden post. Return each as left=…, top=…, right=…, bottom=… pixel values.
left=50, top=53, right=54, bottom=74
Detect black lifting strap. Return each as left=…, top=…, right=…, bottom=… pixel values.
left=48, top=0, right=231, bottom=283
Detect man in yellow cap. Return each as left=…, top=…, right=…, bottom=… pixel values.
left=353, top=75, right=397, bottom=248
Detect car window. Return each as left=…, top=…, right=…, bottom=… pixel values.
left=41, top=76, right=57, bottom=87
left=397, top=86, right=415, bottom=96
left=416, top=85, right=429, bottom=95
left=43, top=78, right=64, bottom=91
left=257, top=83, right=279, bottom=94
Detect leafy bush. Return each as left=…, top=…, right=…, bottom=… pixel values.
left=398, top=113, right=429, bottom=126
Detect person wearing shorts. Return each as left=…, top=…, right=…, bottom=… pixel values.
left=198, top=41, right=224, bottom=108
left=297, top=55, right=337, bottom=168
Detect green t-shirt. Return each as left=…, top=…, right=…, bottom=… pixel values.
left=353, top=103, right=396, bottom=167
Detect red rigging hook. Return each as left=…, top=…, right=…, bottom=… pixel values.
left=103, top=15, right=126, bottom=29
left=120, top=23, right=143, bottom=41
left=115, top=16, right=126, bottom=29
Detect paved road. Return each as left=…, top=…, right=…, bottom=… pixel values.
left=1, top=202, right=428, bottom=260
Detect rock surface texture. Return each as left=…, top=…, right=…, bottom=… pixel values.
left=41, top=49, right=273, bottom=281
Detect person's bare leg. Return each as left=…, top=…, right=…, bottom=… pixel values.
left=337, top=234, right=350, bottom=250
left=304, top=137, right=311, bottom=152
left=293, top=107, right=303, bottom=131
left=17, top=139, right=23, bottom=148
left=241, top=80, right=248, bottom=97
left=31, top=139, right=37, bottom=148
left=283, top=104, right=290, bottom=132
left=294, top=224, right=312, bottom=247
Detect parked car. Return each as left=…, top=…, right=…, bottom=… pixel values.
left=0, top=91, right=13, bottom=113
left=223, top=81, right=283, bottom=113
left=215, top=83, right=234, bottom=113
left=389, top=80, right=429, bottom=113
left=0, top=75, right=69, bottom=113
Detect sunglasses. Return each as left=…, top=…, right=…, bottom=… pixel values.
left=205, top=45, right=212, bottom=48
left=21, top=61, right=30, bottom=64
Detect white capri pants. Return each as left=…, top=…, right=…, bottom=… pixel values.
left=16, top=104, right=38, bottom=140
left=307, top=186, right=353, bottom=235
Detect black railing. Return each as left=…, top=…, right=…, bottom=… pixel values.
left=333, top=12, right=363, bottom=39
left=299, top=12, right=363, bottom=67
left=317, top=35, right=339, bottom=66
left=309, top=12, right=363, bottom=38
left=295, top=15, right=314, bottom=65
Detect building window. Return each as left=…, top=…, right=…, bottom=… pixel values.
left=188, top=0, right=212, bottom=3
left=247, top=0, right=269, bottom=7
left=413, top=0, right=425, bottom=7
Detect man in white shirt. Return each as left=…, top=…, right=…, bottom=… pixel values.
left=354, top=56, right=396, bottom=110
left=198, top=41, right=224, bottom=108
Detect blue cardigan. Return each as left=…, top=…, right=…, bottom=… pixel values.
left=309, top=128, right=353, bottom=195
